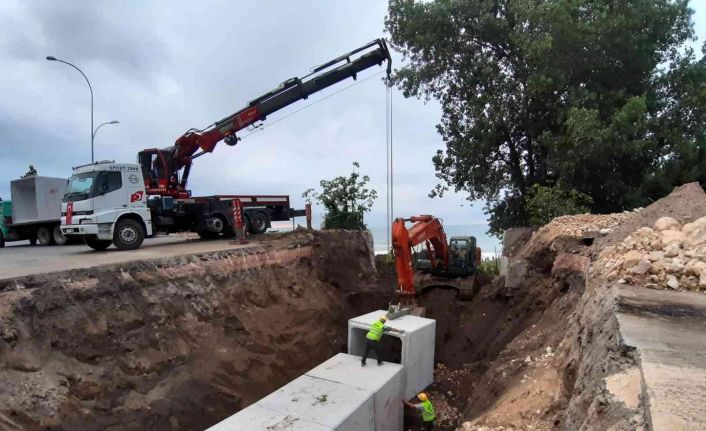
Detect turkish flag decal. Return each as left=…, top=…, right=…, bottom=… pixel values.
left=66, top=202, right=73, bottom=225
left=130, top=191, right=144, bottom=203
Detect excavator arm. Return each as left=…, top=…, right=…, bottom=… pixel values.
left=392, top=215, right=450, bottom=298
left=140, top=39, right=392, bottom=197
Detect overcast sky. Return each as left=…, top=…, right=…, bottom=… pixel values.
left=1, top=1, right=704, bottom=241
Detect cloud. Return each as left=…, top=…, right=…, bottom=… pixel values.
left=0, top=1, right=167, bottom=78
left=0, top=0, right=551, bottom=249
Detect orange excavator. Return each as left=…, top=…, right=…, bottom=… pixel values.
left=391, top=215, right=482, bottom=307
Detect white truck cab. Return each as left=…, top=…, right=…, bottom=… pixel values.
left=61, top=161, right=152, bottom=250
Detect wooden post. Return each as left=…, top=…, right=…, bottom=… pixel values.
left=305, top=203, right=312, bottom=230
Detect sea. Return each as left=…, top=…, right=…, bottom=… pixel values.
left=271, top=221, right=502, bottom=259
left=367, top=224, right=502, bottom=258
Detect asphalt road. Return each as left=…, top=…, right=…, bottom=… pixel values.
left=0, top=235, right=256, bottom=280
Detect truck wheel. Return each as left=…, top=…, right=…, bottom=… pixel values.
left=37, top=226, right=54, bottom=246
left=53, top=226, right=68, bottom=246
left=85, top=237, right=112, bottom=251
left=0, top=230, right=4, bottom=248
left=113, top=219, right=145, bottom=251
left=249, top=212, right=268, bottom=235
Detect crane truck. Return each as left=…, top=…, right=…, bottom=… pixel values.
left=60, top=39, right=391, bottom=251
left=392, top=215, right=482, bottom=306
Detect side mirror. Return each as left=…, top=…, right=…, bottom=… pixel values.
left=101, top=184, right=109, bottom=195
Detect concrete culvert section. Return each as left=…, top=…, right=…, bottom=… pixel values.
left=0, top=230, right=387, bottom=430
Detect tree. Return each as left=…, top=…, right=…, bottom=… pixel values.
left=386, top=0, right=704, bottom=236
left=302, top=162, right=378, bottom=230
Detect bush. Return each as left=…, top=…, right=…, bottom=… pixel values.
left=526, top=184, right=593, bottom=227
left=303, top=162, right=377, bottom=230
left=479, top=256, right=501, bottom=276
left=322, top=211, right=365, bottom=230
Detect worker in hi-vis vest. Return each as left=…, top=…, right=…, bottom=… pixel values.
left=361, top=315, right=404, bottom=366
left=403, top=392, right=436, bottom=430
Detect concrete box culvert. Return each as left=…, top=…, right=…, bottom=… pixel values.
left=348, top=310, right=436, bottom=403
left=209, top=311, right=435, bottom=431
left=208, top=354, right=404, bottom=431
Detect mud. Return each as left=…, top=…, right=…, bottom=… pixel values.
left=0, top=230, right=386, bottom=431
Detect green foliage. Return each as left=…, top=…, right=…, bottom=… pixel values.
left=526, top=184, right=593, bottom=227
left=479, top=256, right=501, bottom=276
left=386, top=0, right=705, bottom=235
left=302, top=162, right=378, bottom=230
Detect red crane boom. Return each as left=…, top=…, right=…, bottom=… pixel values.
left=138, top=39, right=391, bottom=198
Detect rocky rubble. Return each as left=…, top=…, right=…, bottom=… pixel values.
left=598, top=216, right=706, bottom=292
left=531, top=212, right=637, bottom=239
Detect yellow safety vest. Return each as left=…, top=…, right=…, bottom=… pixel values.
left=421, top=399, right=435, bottom=422
left=366, top=321, right=385, bottom=341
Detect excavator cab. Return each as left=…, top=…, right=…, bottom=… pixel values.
left=448, top=236, right=478, bottom=276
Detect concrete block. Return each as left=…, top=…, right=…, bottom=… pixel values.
left=10, top=176, right=66, bottom=224
left=206, top=403, right=331, bottom=431
left=502, top=227, right=534, bottom=257
left=257, top=375, right=374, bottom=430
left=308, top=353, right=404, bottom=431
left=209, top=311, right=436, bottom=431
left=499, top=256, right=509, bottom=277
left=208, top=374, right=374, bottom=431
left=505, top=258, right=528, bottom=289
left=348, top=310, right=435, bottom=398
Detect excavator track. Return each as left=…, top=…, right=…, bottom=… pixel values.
left=414, top=273, right=478, bottom=301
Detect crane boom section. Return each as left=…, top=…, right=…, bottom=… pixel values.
left=176, top=40, right=391, bottom=161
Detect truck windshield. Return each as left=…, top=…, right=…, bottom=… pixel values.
left=63, top=172, right=97, bottom=202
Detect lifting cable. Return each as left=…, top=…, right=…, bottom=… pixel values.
left=386, top=84, right=394, bottom=259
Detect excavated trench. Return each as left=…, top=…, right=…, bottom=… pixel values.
left=0, top=231, right=387, bottom=430
left=407, top=183, right=706, bottom=431
left=3, top=183, right=703, bottom=431
left=0, top=226, right=639, bottom=431
left=396, top=238, right=592, bottom=430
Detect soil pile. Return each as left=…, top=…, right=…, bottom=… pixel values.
left=0, top=230, right=386, bottom=430
left=416, top=183, right=706, bottom=431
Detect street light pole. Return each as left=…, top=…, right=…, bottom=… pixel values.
left=46, top=56, right=94, bottom=163
left=93, top=120, right=120, bottom=140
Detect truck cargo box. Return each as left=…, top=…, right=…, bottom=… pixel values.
left=10, top=176, right=67, bottom=225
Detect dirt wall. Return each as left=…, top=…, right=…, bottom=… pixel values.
left=440, top=183, right=706, bottom=431
left=0, top=231, right=386, bottom=431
